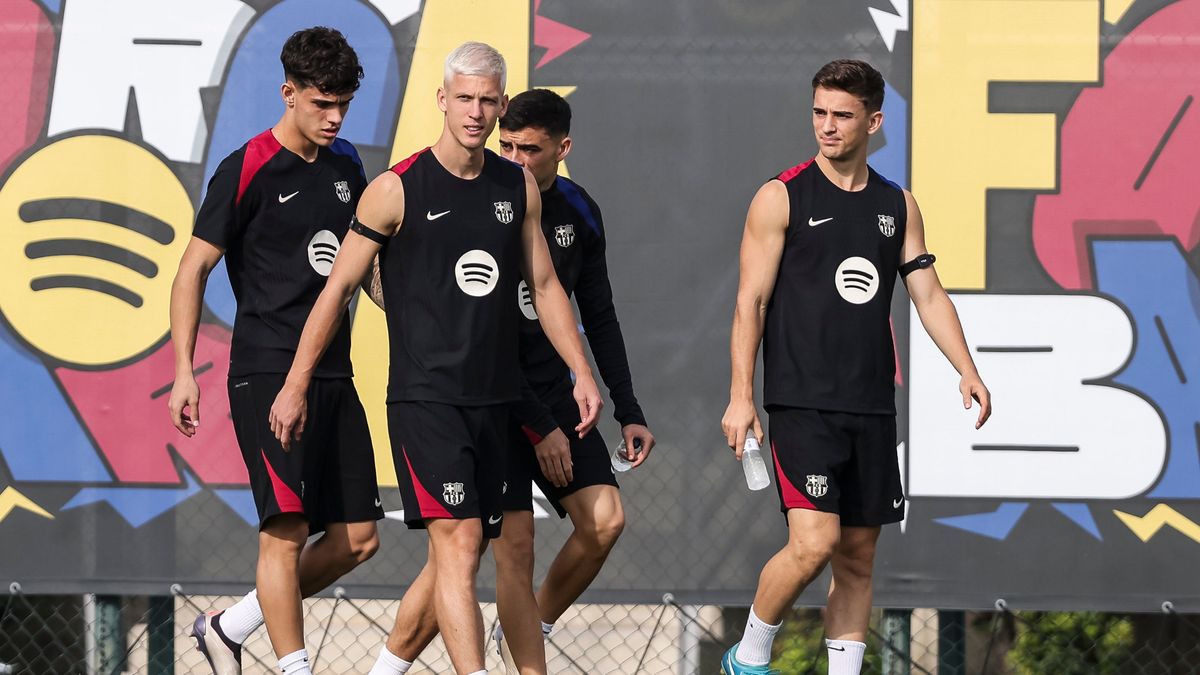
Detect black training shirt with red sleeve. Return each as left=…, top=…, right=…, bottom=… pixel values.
left=379, top=148, right=527, bottom=405
left=763, top=159, right=907, bottom=414
left=192, top=130, right=366, bottom=378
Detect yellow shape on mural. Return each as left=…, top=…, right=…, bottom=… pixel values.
left=911, top=0, right=1100, bottom=289
left=0, top=486, right=54, bottom=523
left=0, top=135, right=192, bottom=366
left=1104, top=0, right=1138, bottom=25
left=1114, top=504, right=1200, bottom=544
left=356, top=0, right=532, bottom=487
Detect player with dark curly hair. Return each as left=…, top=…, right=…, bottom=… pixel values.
left=168, top=26, right=377, bottom=675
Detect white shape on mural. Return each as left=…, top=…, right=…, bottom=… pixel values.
left=47, top=0, right=254, bottom=163
left=908, top=293, right=1166, bottom=499
left=367, top=0, right=420, bottom=25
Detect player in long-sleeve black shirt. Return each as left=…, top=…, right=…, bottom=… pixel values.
left=494, top=88, right=656, bottom=662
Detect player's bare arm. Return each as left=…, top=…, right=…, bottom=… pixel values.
left=168, top=237, right=225, bottom=437
left=269, top=172, right=405, bottom=448
left=722, top=179, right=788, bottom=456
left=900, top=189, right=991, bottom=429
left=362, top=254, right=385, bottom=310
left=519, top=168, right=603, bottom=437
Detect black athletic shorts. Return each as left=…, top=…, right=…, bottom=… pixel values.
left=227, top=374, right=383, bottom=533
left=503, top=392, right=618, bottom=518
left=767, top=406, right=903, bottom=527
left=388, top=401, right=508, bottom=539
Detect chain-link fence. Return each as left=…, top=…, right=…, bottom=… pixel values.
left=4, top=585, right=1199, bottom=674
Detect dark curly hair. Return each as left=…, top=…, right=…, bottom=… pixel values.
left=280, top=27, right=363, bottom=94
left=812, top=59, right=884, bottom=112
left=500, top=89, right=572, bottom=138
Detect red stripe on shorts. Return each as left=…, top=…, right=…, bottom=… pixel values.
left=772, top=441, right=816, bottom=510
left=260, top=449, right=303, bottom=513
left=403, top=446, right=452, bottom=519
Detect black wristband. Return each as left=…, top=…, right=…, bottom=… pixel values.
left=899, top=253, right=936, bottom=277
left=350, top=215, right=389, bottom=246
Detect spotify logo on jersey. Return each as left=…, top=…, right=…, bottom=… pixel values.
left=455, top=249, right=499, bottom=297
left=835, top=256, right=879, bottom=304
left=518, top=280, right=538, bottom=320
left=307, top=230, right=340, bottom=276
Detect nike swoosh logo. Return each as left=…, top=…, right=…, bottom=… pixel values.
left=808, top=217, right=833, bottom=227
left=278, top=191, right=299, bottom=203
left=829, top=645, right=846, bottom=652
left=427, top=210, right=451, bottom=221
left=893, top=498, right=904, bottom=509
left=374, top=497, right=382, bottom=508
left=488, top=515, right=502, bottom=525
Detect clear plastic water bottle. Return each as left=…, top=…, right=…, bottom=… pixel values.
left=611, top=439, right=635, bottom=473
left=741, top=435, right=770, bottom=490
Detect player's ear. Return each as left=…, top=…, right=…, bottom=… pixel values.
left=437, top=86, right=447, bottom=113
left=281, top=81, right=296, bottom=108
left=556, top=136, right=572, bottom=163
left=499, top=94, right=509, bottom=118
left=867, top=109, right=884, bottom=134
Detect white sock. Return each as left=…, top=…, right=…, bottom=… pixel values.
left=220, top=589, right=264, bottom=644
left=367, top=646, right=413, bottom=675
left=541, top=621, right=554, bottom=638
left=278, top=649, right=311, bottom=675
left=466, top=671, right=487, bottom=675
left=735, top=606, right=781, bottom=666
left=826, top=639, right=866, bottom=675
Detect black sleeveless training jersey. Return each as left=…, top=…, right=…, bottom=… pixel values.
left=193, top=130, right=366, bottom=378
left=762, top=159, right=907, bottom=414
left=380, top=148, right=527, bottom=405
left=513, top=176, right=645, bottom=429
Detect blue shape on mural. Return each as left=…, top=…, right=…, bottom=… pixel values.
left=935, top=502, right=1029, bottom=540
left=1093, top=239, right=1200, bottom=498
left=868, top=82, right=907, bottom=189
left=61, top=472, right=201, bottom=528
left=200, top=0, right=402, bottom=323
left=0, top=323, right=110, bottom=482
left=1051, top=502, right=1102, bottom=540
left=33, top=0, right=59, bottom=14
left=214, top=488, right=259, bottom=527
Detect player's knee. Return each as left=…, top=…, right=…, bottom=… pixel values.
left=349, top=529, right=380, bottom=564
left=260, top=514, right=309, bottom=556
left=833, top=542, right=876, bottom=583
left=593, top=507, right=625, bottom=552
left=784, top=536, right=836, bottom=570
left=494, top=533, right=535, bottom=577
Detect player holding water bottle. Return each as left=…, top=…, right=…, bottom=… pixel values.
left=720, top=59, right=991, bottom=674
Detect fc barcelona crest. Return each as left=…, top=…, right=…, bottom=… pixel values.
left=334, top=180, right=352, bottom=204
left=442, top=482, right=465, bottom=506
left=877, top=214, right=895, bottom=237
left=805, top=474, right=828, bottom=498
left=554, top=224, right=575, bottom=248
left=494, top=201, right=514, bottom=224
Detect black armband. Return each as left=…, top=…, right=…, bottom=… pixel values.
left=899, top=253, right=936, bottom=277
left=350, top=215, right=389, bottom=245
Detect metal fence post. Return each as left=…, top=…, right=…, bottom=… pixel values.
left=148, top=595, right=174, bottom=675
left=93, top=595, right=123, bottom=675
left=938, top=610, right=966, bottom=675
left=882, top=608, right=912, bottom=675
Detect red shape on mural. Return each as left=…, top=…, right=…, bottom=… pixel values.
left=1032, top=0, right=1200, bottom=290
left=0, top=0, right=55, bottom=172
left=534, top=13, right=590, bottom=69
left=55, top=323, right=250, bottom=486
